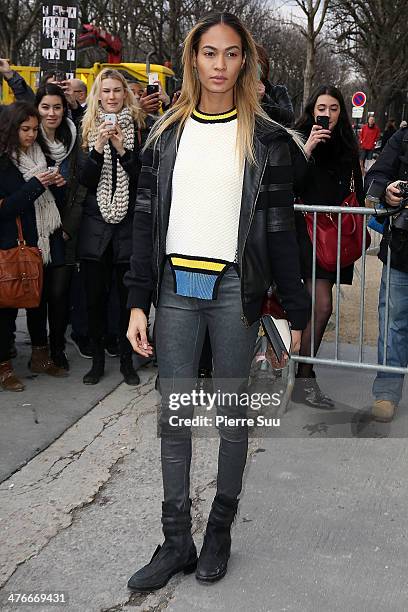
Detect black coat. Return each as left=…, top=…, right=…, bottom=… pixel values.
left=294, top=128, right=364, bottom=284
left=262, top=81, right=294, bottom=127
left=0, top=155, right=44, bottom=249
left=78, top=129, right=142, bottom=263
left=48, top=138, right=87, bottom=264
left=0, top=155, right=66, bottom=265
left=365, top=126, right=408, bottom=272
left=125, top=119, right=311, bottom=329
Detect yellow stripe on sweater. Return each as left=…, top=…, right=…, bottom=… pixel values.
left=192, top=108, right=237, bottom=122
left=171, top=257, right=226, bottom=272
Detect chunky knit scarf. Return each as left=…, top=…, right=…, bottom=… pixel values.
left=12, top=143, right=61, bottom=264
left=87, top=106, right=135, bottom=224
left=40, top=117, right=77, bottom=165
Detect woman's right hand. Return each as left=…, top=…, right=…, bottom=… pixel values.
left=127, top=308, right=154, bottom=357
left=385, top=180, right=406, bottom=206
left=35, top=170, right=57, bottom=188
left=304, top=124, right=331, bottom=158
left=94, top=121, right=114, bottom=153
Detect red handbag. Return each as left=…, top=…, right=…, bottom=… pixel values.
left=303, top=176, right=371, bottom=272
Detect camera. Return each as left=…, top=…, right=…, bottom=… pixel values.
left=397, top=181, right=408, bottom=199
left=392, top=182, right=408, bottom=231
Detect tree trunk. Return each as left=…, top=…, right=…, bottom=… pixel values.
left=303, top=38, right=316, bottom=106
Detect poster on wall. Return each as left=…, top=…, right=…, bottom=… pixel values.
left=40, top=1, right=78, bottom=80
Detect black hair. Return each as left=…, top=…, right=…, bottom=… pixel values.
left=295, top=84, right=359, bottom=163
left=35, top=83, right=73, bottom=152
left=0, top=101, right=45, bottom=163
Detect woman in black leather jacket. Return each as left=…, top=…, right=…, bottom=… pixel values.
left=125, top=12, right=310, bottom=592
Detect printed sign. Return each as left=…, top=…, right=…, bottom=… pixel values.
left=352, top=106, right=364, bottom=119
left=351, top=91, right=367, bottom=108
left=40, top=1, right=78, bottom=79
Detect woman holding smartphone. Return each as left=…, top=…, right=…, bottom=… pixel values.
left=293, top=85, right=364, bottom=408
left=0, top=102, right=67, bottom=390
left=79, top=69, right=145, bottom=385
left=35, top=82, right=85, bottom=371
left=125, top=12, right=310, bottom=591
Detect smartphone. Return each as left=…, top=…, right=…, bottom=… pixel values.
left=146, top=84, right=159, bottom=96
left=47, top=166, right=58, bottom=174
left=104, top=113, right=117, bottom=124
left=316, top=116, right=330, bottom=130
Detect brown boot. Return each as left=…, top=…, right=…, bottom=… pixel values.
left=0, top=361, right=25, bottom=392
left=29, top=346, right=68, bottom=377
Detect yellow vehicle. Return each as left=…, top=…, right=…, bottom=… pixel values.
left=1, top=62, right=176, bottom=104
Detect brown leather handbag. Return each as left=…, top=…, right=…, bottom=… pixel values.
left=0, top=215, right=43, bottom=308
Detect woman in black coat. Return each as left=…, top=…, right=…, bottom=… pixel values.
left=78, top=68, right=145, bottom=385
left=293, top=85, right=364, bottom=408
left=35, top=83, right=88, bottom=370
left=0, top=102, right=67, bottom=391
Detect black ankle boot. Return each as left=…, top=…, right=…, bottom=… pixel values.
left=127, top=501, right=197, bottom=592
left=83, top=339, right=105, bottom=385
left=120, top=353, right=140, bottom=386
left=292, top=372, right=335, bottom=409
left=196, top=494, right=238, bottom=583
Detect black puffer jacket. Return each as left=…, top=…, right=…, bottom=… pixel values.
left=78, top=127, right=142, bottom=263
left=125, top=118, right=311, bottom=329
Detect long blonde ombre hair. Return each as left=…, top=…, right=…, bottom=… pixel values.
left=81, top=68, right=145, bottom=148
left=146, top=12, right=300, bottom=165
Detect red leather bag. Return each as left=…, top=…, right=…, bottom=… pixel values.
left=0, top=216, right=43, bottom=308
left=304, top=184, right=371, bottom=272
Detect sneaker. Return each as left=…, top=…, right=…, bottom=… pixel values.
left=70, top=333, right=92, bottom=359
left=372, top=399, right=396, bottom=423
left=105, top=335, right=119, bottom=357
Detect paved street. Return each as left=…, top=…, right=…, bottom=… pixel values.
left=1, top=333, right=408, bottom=612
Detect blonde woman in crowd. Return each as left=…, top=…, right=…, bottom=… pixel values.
left=79, top=69, right=145, bottom=385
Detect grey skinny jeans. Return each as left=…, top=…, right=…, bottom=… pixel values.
left=155, top=262, right=259, bottom=512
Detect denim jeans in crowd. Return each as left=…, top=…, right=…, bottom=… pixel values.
left=155, top=262, right=259, bottom=512
left=373, top=265, right=408, bottom=405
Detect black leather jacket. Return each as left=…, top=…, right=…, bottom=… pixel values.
left=125, top=118, right=310, bottom=329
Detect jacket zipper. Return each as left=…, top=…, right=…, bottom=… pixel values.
left=240, top=154, right=268, bottom=328
left=155, top=129, right=182, bottom=302
left=155, top=140, right=162, bottom=304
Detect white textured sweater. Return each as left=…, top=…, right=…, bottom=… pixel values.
left=166, top=108, right=244, bottom=263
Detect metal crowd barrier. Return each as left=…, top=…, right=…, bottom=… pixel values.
left=276, top=203, right=404, bottom=416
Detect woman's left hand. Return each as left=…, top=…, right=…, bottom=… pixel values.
left=110, top=123, right=125, bottom=156
left=265, top=329, right=302, bottom=369
left=291, top=329, right=302, bottom=353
